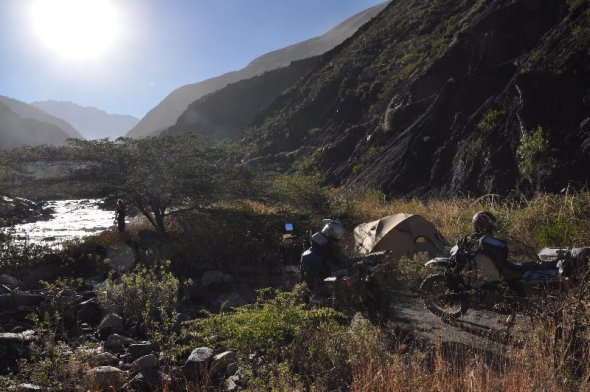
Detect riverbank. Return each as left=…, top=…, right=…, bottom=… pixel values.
left=0, top=196, right=53, bottom=227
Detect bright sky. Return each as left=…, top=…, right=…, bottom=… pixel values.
left=0, top=0, right=385, bottom=119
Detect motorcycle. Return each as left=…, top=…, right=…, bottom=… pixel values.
left=320, top=251, right=392, bottom=322
left=419, top=234, right=575, bottom=320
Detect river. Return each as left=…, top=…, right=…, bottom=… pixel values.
left=6, top=199, right=116, bottom=248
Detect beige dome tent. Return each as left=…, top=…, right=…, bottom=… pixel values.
left=353, top=213, right=448, bottom=258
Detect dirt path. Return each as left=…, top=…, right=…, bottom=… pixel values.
left=386, top=281, right=531, bottom=356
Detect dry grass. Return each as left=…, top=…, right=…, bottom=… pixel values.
left=336, top=189, right=590, bottom=257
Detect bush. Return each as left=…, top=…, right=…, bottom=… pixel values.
left=96, top=264, right=180, bottom=325
left=184, top=286, right=344, bottom=355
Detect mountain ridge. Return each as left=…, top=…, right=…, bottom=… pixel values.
left=125, top=1, right=389, bottom=139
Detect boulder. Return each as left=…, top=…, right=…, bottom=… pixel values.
left=182, top=347, right=214, bottom=383
left=128, top=342, right=160, bottom=359
left=127, top=372, right=152, bottom=392
left=87, top=366, right=128, bottom=391
left=131, top=354, right=159, bottom=384
left=201, top=271, right=233, bottom=288
left=78, top=298, right=103, bottom=325
left=214, top=292, right=249, bottom=310
left=0, top=275, right=20, bottom=287
left=85, top=349, right=119, bottom=368
left=10, top=291, right=44, bottom=309
left=98, top=313, right=126, bottom=339
left=0, top=331, right=35, bottom=374
left=106, top=243, right=135, bottom=272
left=104, top=333, right=136, bottom=354
left=209, top=350, right=238, bottom=379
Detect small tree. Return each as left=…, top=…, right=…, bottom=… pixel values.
left=115, top=136, right=246, bottom=234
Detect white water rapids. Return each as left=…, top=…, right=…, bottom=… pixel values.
left=6, top=199, right=117, bottom=248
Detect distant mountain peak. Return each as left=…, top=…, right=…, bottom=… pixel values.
left=31, top=100, right=139, bottom=140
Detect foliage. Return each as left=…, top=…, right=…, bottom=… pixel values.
left=183, top=286, right=344, bottom=355
left=516, top=126, right=550, bottom=185
left=270, top=173, right=331, bottom=217
left=477, top=109, right=505, bottom=133
left=20, top=278, right=91, bottom=391
left=535, top=219, right=578, bottom=247
left=0, top=228, right=50, bottom=273
left=96, top=263, right=180, bottom=325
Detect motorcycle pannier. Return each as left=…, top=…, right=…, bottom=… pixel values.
left=479, top=236, right=508, bottom=264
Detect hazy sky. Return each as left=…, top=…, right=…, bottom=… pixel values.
left=0, top=0, right=385, bottom=119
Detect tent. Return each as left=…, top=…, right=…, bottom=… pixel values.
left=353, top=213, right=448, bottom=258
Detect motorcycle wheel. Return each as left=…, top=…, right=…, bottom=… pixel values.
left=363, top=280, right=390, bottom=323
left=420, top=274, right=468, bottom=319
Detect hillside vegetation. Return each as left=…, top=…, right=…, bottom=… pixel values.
left=236, top=0, right=589, bottom=197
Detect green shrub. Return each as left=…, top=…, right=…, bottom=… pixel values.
left=96, top=264, right=180, bottom=325
left=535, top=219, right=578, bottom=247
left=517, top=126, right=550, bottom=184
left=183, top=286, right=344, bottom=355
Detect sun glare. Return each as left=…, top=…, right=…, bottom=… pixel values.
left=30, top=0, right=121, bottom=61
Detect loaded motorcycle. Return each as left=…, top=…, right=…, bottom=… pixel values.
left=419, top=234, right=576, bottom=319
left=320, top=251, right=392, bottom=322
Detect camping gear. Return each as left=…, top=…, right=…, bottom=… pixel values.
left=353, top=213, right=448, bottom=258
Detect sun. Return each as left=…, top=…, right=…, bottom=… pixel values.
left=29, top=0, right=121, bottom=61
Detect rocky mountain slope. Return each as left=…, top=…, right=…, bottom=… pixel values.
left=161, top=57, right=320, bottom=139
left=125, top=2, right=389, bottom=139
left=0, top=96, right=83, bottom=140
left=241, top=0, right=590, bottom=196
left=31, top=100, right=139, bottom=140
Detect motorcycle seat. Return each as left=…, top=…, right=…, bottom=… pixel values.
left=501, top=260, right=557, bottom=281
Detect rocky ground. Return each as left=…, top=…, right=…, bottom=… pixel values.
left=0, top=196, right=53, bottom=227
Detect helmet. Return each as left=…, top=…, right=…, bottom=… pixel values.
left=310, top=231, right=329, bottom=247
left=472, top=211, right=497, bottom=234
left=321, top=219, right=345, bottom=241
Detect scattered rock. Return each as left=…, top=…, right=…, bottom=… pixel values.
left=86, top=349, right=119, bottom=368
left=201, top=271, right=233, bottom=288
left=0, top=331, right=35, bottom=374
left=78, top=298, right=103, bottom=325
left=104, top=333, right=136, bottom=354
left=98, top=313, right=126, bottom=339
left=209, top=350, right=238, bottom=379
left=131, top=354, right=159, bottom=384
left=87, top=366, right=128, bottom=391
left=127, top=372, right=152, bottom=392
left=182, top=347, right=214, bottom=383
left=9, top=291, right=44, bottom=309
left=214, top=291, right=249, bottom=310
left=0, top=275, right=20, bottom=287
left=15, top=383, right=42, bottom=392
left=128, top=342, right=160, bottom=359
